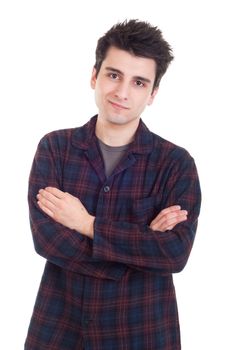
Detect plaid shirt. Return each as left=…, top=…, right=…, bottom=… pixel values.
left=25, top=115, right=201, bottom=350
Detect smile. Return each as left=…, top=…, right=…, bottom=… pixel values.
left=108, top=101, right=129, bottom=110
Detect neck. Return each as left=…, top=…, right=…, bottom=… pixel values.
left=95, top=117, right=140, bottom=146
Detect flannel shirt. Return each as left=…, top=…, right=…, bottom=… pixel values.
left=25, top=115, right=201, bottom=350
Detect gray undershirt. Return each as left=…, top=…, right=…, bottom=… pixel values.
left=97, top=138, right=130, bottom=178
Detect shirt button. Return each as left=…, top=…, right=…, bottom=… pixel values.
left=103, top=186, right=110, bottom=193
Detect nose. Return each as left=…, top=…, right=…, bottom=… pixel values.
left=114, top=81, right=129, bottom=101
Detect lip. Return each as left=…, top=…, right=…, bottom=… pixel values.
left=108, top=100, right=129, bottom=110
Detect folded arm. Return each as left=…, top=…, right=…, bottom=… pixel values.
left=29, top=134, right=127, bottom=280
left=30, top=133, right=201, bottom=277
left=37, top=187, right=188, bottom=237
left=91, top=155, right=201, bottom=274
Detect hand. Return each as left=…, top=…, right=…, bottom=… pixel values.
left=37, top=187, right=95, bottom=238
left=149, top=205, right=188, bottom=232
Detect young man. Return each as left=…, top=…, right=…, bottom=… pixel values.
left=25, top=20, right=201, bottom=350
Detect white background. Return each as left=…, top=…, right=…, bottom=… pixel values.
left=0, top=0, right=231, bottom=349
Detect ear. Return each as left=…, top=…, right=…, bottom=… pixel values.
left=147, top=88, right=159, bottom=106
left=90, top=67, right=97, bottom=89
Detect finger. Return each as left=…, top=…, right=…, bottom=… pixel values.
left=44, top=187, right=66, bottom=199
left=162, top=214, right=187, bottom=230
left=161, top=212, right=187, bottom=227
left=160, top=205, right=181, bottom=215
left=151, top=206, right=182, bottom=224
left=38, top=189, right=61, bottom=206
left=37, top=193, right=58, bottom=211
left=151, top=209, right=187, bottom=228
left=161, top=211, right=188, bottom=225
left=37, top=200, right=55, bottom=218
left=150, top=211, right=187, bottom=231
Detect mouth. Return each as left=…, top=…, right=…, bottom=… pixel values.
left=108, top=100, right=129, bottom=110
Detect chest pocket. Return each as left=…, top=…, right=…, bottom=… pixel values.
left=129, top=196, right=161, bottom=225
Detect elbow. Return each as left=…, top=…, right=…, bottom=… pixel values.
left=167, top=228, right=195, bottom=273
left=33, top=238, right=48, bottom=260
left=171, top=256, right=189, bottom=273
left=169, top=246, right=192, bottom=273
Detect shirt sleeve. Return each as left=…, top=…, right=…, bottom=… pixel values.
left=92, top=153, right=201, bottom=274
left=28, top=134, right=127, bottom=280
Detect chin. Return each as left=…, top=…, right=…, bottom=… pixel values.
left=106, top=114, right=135, bottom=126
left=109, top=118, right=128, bottom=126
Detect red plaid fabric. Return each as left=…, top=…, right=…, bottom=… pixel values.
left=25, top=115, right=201, bottom=349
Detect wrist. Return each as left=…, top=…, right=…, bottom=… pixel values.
left=82, top=214, right=95, bottom=239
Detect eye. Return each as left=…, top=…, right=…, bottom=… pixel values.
left=109, top=73, right=119, bottom=80
left=135, top=80, right=145, bottom=87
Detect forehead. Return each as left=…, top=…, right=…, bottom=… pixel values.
left=101, top=46, right=156, bottom=80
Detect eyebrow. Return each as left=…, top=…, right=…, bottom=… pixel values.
left=105, top=66, right=152, bottom=84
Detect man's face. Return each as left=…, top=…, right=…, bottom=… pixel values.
left=91, top=46, right=158, bottom=127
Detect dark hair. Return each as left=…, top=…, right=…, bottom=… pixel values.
left=94, top=19, right=174, bottom=91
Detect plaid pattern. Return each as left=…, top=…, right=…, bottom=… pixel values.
left=25, top=115, right=201, bottom=349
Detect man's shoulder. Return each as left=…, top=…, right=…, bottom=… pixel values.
left=38, top=117, right=94, bottom=149
left=41, top=127, right=76, bottom=141
left=148, top=129, right=193, bottom=162
left=38, top=127, right=75, bottom=150
left=152, top=131, right=188, bottom=151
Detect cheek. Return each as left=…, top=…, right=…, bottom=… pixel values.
left=94, top=87, right=108, bottom=108
left=95, top=80, right=107, bottom=96
left=94, top=91, right=102, bottom=108
left=147, top=94, right=155, bottom=106
left=136, top=94, right=150, bottom=109
left=143, top=92, right=154, bottom=107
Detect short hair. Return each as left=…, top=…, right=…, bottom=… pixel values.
left=94, top=19, right=174, bottom=92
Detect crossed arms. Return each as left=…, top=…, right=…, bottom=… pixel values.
left=29, top=133, right=201, bottom=278
left=37, top=187, right=188, bottom=239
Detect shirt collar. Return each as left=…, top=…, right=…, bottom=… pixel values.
left=71, top=115, right=154, bottom=155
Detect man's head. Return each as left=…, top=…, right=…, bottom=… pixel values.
left=91, top=19, right=174, bottom=130
left=94, top=19, right=174, bottom=92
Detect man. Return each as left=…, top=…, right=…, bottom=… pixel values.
left=25, top=19, right=201, bottom=350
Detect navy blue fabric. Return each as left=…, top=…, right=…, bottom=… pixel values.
left=25, top=116, right=201, bottom=349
